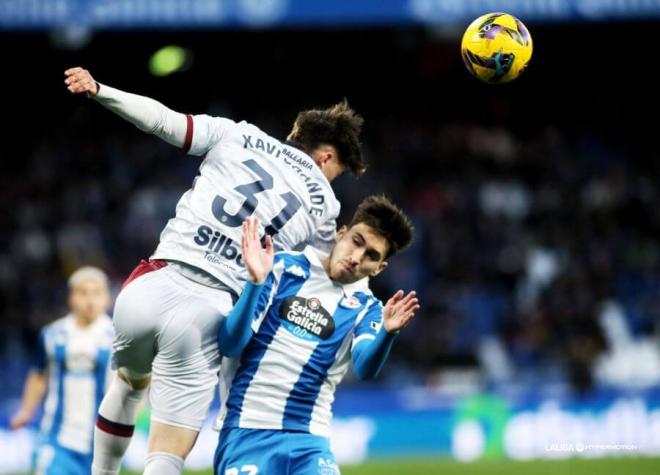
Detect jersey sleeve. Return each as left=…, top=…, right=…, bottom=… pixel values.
left=218, top=278, right=274, bottom=357
left=250, top=254, right=288, bottom=332
left=30, top=331, right=48, bottom=372
left=187, top=114, right=238, bottom=157
left=94, top=83, right=189, bottom=150
left=218, top=257, right=287, bottom=357
left=351, top=297, right=400, bottom=380
left=352, top=297, right=384, bottom=346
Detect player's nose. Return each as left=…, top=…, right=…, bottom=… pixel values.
left=350, top=249, right=364, bottom=263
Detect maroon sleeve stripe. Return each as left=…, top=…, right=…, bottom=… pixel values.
left=182, top=113, right=193, bottom=153
left=96, top=415, right=135, bottom=438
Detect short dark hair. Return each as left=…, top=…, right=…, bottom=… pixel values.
left=349, top=195, right=414, bottom=258
left=289, top=99, right=366, bottom=176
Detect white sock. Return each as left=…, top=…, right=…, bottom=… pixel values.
left=143, top=451, right=185, bottom=475
left=92, top=375, right=146, bottom=475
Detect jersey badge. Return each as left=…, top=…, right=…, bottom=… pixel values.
left=307, top=297, right=321, bottom=310
left=339, top=296, right=362, bottom=309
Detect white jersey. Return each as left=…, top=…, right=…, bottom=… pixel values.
left=35, top=314, right=114, bottom=454
left=152, top=115, right=340, bottom=296
left=217, top=247, right=382, bottom=438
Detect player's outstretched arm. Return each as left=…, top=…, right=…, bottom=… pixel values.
left=352, top=290, right=420, bottom=380
left=10, top=370, right=47, bottom=430
left=64, top=66, right=189, bottom=149
left=218, top=217, right=274, bottom=357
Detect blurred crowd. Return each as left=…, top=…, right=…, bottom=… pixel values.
left=363, top=118, right=660, bottom=394
left=2, top=97, right=660, bottom=398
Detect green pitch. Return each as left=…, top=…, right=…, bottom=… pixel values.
left=123, top=457, right=660, bottom=475
left=341, top=458, right=660, bottom=474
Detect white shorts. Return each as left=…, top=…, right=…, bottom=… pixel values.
left=112, top=261, right=234, bottom=430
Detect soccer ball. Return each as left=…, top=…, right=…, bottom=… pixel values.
left=461, top=12, right=533, bottom=84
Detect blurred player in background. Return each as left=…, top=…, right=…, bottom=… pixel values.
left=215, top=196, right=419, bottom=474
left=10, top=266, right=113, bottom=475
left=64, top=67, right=367, bottom=474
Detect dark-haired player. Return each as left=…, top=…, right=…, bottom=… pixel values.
left=215, top=196, right=419, bottom=475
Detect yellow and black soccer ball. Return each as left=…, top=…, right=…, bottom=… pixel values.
left=461, top=12, right=533, bottom=84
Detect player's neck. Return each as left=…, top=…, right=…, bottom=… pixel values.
left=73, top=314, right=96, bottom=329
left=320, top=256, right=332, bottom=278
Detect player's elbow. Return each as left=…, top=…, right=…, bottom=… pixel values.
left=353, top=370, right=370, bottom=381
left=218, top=326, right=252, bottom=358
left=352, top=360, right=380, bottom=381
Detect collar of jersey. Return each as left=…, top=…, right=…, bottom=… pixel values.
left=282, top=140, right=335, bottom=193
left=65, top=312, right=111, bottom=331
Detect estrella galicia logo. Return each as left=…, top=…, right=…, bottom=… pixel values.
left=279, top=296, right=334, bottom=341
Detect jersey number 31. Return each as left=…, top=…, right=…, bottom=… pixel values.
left=212, top=159, right=302, bottom=237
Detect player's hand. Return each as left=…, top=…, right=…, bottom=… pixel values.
left=382, top=290, right=420, bottom=333
left=241, top=216, right=274, bottom=284
left=10, top=410, right=31, bottom=430
left=64, top=67, right=99, bottom=97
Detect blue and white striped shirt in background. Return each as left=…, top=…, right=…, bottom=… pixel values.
left=34, top=314, right=114, bottom=454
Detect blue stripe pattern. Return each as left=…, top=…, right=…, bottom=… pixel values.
left=224, top=253, right=310, bottom=428
left=95, top=348, right=110, bottom=414
left=32, top=331, right=48, bottom=371
left=282, top=302, right=359, bottom=430
left=49, top=343, right=67, bottom=442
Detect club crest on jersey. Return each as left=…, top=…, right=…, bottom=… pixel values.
left=339, top=295, right=362, bottom=309
left=308, top=297, right=321, bottom=310
left=279, top=296, right=334, bottom=341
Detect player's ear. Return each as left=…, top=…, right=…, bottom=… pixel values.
left=336, top=225, right=348, bottom=242
left=319, top=153, right=333, bottom=167
left=311, top=144, right=337, bottom=168
left=371, top=260, right=388, bottom=277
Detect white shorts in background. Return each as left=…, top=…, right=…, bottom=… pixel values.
left=112, top=263, right=234, bottom=430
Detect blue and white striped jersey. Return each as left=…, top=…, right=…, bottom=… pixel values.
left=33, top=314, right=114, bottom=454
left=218, top=246, right=382, bottom=437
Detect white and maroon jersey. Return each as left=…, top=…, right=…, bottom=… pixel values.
left=151, top=115, right=340, bottom=296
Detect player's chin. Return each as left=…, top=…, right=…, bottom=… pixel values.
left=332, top=269, right=354, bottom=284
